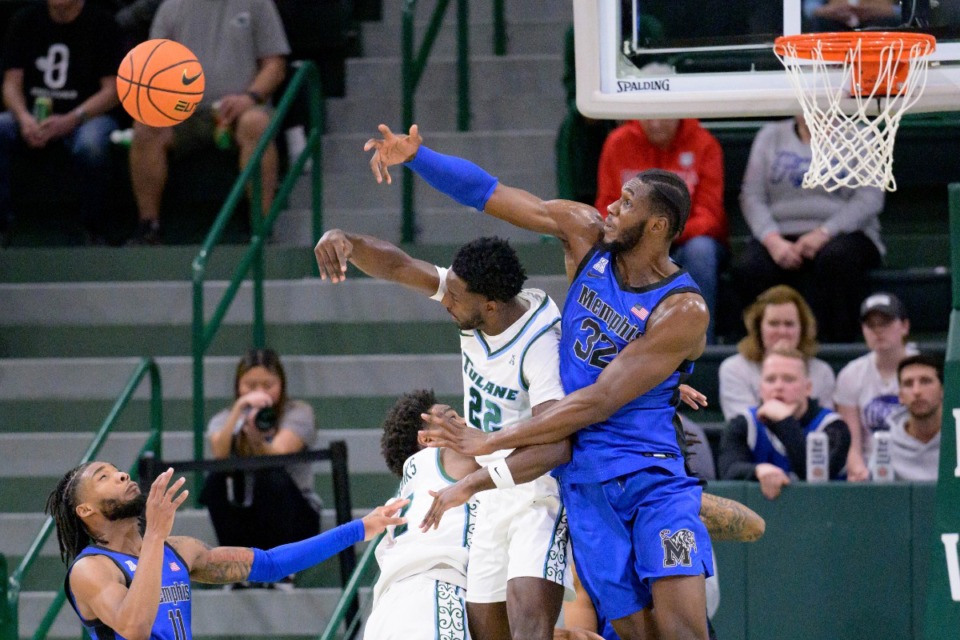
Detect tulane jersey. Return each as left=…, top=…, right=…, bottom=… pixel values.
left=374, top=447, right=478, bottom=604
left=65, top=543, right=193, bottom=640
left=432, top=273, right=565, bottom=467
left=559, top=246, right=701, bottom=483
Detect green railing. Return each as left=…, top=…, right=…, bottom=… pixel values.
left=0, top=358, right=164, bottom=640
left=191, top=61, right=324, bottom=476
left=400, top=0, right=506, bottom=241
left=318, top=533, right=384, bottom=640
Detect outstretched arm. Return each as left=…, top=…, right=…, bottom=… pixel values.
left=699, top=493, right=766, bottom=541
left=365, top=124, right=603, bottom=279
left=172, top=501, right=408, bottom=584
left=314, top=228, right=440, bottom=295
left=421, top=293, right=709, bottom=454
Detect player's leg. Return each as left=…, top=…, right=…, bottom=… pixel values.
left=562, top=479, right=652, bottom=638
left=503, top=477, right=571, bottom=640
left=467, top=602, right=511, bottom=640
left=466, top=493, right=512, bottom=640
left=506, top=577, right=565, bottom=640
left=365, top=575, right=469, bottom=640
left=627, top=464, right=713, bottom=640
left=235, top=106, right=277, bottom=216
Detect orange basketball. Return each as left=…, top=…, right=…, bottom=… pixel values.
left=116, top=39, right=204, bottom=127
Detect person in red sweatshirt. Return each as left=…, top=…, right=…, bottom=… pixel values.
left=595, top=118, right=729, bottom=343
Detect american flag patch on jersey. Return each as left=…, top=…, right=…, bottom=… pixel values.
left=631, top=304, right=649, bottom=321
left=169, top=562, right=181, bottom=572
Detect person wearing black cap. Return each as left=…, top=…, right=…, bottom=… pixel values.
left=834, top=292, right=915, bottom=481
left=363, top=124, right=715, bottom=640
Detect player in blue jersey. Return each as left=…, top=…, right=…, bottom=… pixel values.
left=46, top=464, right=406, bottom=640
left=364, top=124, right=715, bottom=640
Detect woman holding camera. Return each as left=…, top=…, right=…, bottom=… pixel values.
left=202, top=348, right=321, bottom=586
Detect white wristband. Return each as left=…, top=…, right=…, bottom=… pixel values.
left=488, top=458, right=516, bottom=489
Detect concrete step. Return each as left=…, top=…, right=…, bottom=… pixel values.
left=16, top=587, right=373, bottom=638
left=344, top=55, right=563, bottom=103
left=0, top=429, right=391, bottom=479
left=0, top=243, right=566, bottom=283
left=376, top=0, right=572, bottom=26
left=0, top=276, right=568, bottom=327
left=360, top=18, right=566, bottom=58
left=326, top=92, right=566, bottom=136
left=0, top=354, right=463, bottom=401
left=275, top=205, right=551, bottom=247
left=1, top=507, right=370, bottom=558
left=0, top=394, right=461, bottom=434
left=1, top=473, right=396, bottom=513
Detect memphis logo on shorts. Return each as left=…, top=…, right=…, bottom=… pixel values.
left=660, top=529, right=697, bottom=568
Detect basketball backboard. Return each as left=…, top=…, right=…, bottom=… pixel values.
left=573, top=0, right=960, bottom=119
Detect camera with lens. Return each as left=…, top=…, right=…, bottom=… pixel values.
left=253, top=406, right=278, bottom=432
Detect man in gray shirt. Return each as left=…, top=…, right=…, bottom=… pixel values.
left=873, top=354, right=944, bottom=481
left=733, top=116, right=885, bottom=342
left=127, top=0, right=290, bottom=244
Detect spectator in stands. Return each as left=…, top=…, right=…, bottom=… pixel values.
left=0, top=0, right=122, bottom=246
left=127, top=0, right=289, bottom=244
left=555, top=25, right=615, bottom=206
left=594, top=108, right=728, bottom=343
left=870, top=354, right=944, bottom=481
left=201, top=348, right=320, bottom=588
left=719, top=284, right=835, bottom=421
left=112, top=0, right=162, bottom=46
left=835, top=292, right=916, bottom=481
left=734, top=115, right=884, bottom=342
left=718, top=348, right=851, bottom=499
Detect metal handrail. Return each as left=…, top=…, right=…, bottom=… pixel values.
left=0, top=358, right=164, bottom=640
left=399, top=0, right=506, bottom=241
left=317, top=532, right=383, bottom=640
left=191, top=62, right=324, bottom=479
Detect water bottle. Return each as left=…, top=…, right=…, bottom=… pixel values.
left=871, top=431, right=894, bottom=482
left=212, top=101, right=233, bottom=150
left=806, top=431, right=829, bottom=482
left=110, top=128, right=134, bottom=147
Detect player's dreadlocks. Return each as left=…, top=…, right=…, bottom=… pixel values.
left=45, top=462, right=95, bottom=565
left=381, top=389, right=436, bottom=477
left=451, top=237, right=526, bottom=303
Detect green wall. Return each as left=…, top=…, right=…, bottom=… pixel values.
left=707, top=482, right=935, bottom=640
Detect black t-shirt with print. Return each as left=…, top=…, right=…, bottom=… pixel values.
left=2, top=3, right=122, bottom=114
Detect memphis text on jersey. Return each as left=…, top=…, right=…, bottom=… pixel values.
left=577, top=285, right=643, bottom=342
left=160, top=581, right=191, bottom=605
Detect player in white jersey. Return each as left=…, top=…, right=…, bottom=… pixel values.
left=316, top=232, right=572, bottom=640
left=368, top=389, right=603, bottom=640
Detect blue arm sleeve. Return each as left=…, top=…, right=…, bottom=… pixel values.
left=247, top=519, right=364, bottom=583
left=404, top=146, right=498, bottom=211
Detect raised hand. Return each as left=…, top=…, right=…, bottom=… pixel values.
left=361, top=498, right=409, bottom=541
left=418, top=406, right=494, bottom=457
left=419, top=482, right=472, bottom=531
left=363, top=124, right=423, bottom=184
left=144, top=468, right=189, bottom=540
left=314, top=229, right=354, bottom=283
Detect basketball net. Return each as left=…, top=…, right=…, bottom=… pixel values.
left=774, top=32, right=936, bottom=192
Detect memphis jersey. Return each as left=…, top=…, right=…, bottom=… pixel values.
left=65, top=543, right=192, bottom=640
left=374, top=448, right=479, bottom=604
left=435, top=279, right=565, bottom=467
left=559, top=246, right=701, bottom=484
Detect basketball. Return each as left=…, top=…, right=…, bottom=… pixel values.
left=116, top=39, right=204, bottom=127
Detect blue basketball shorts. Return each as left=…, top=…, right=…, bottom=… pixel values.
left=561, top=461, right=714, bottom=622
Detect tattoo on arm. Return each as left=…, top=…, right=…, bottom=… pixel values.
left=699, top=493, right=765, bottom=542
left=187, top=542, right=254, bottom=584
